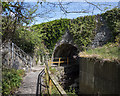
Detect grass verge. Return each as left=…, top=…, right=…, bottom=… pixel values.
left=79, top=43, right=120, bottom=61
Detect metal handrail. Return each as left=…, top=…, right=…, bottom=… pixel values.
left=2, top=41, right=33, bottom=68
left=36, top=69, right=45, bottom=96
left=36, top=57, right=67, bottom=96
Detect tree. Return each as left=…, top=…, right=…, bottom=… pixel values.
left=2, top=1, right=38, bottom=41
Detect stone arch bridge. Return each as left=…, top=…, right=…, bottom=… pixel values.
left=50, top=32, right=120, bottom=95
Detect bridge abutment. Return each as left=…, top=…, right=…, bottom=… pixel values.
left=79, top=57, right=120, bottom=94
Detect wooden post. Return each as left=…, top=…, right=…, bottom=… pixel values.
left=58, top=58, right=61, bottom=67
left=67, top=57, right=69, bottom=65
left=48, top=60, right=49, bottom=67
left=49, top=59, right=51, bottom=67
left=49, top=79, right=52, bottom=95
left=45, top=65, right=49, bottom=95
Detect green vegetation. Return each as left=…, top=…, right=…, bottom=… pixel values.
left=66, top=87, right=78, bottom=96
left=79, top=8, right=120, bottom=61
left=31, top=15, right=96, bottom=52
left=51, top=83, right=61, bottom=95
left=101, top=8, right=120, bottom=42
left=15, top=26, right=46, bottom=54
left=49, top=67, right=56, bottom=74
left=69, top=15, right=96, bottom=49
left=2, top=2, right=38, bottom=41
left=80, top=43, right=120, bottom=61
left=2, top=68, right=25, bottom=96
left=2, top=6, right=120, bottom=57
left=31, top=19, right=70, bottom=53
left=31, top=8, right=120, bottom=54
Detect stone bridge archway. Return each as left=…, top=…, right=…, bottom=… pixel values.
left=51, top=32, right=79, bottom=94
left=53, top=43, right=78, bottom=60
left=52, top=32, right=79, bottom=61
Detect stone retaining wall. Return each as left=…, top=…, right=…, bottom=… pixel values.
left=79, top=57, right=120, bottom=94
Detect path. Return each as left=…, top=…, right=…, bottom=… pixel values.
left=16, top=65, right=45, bottom=95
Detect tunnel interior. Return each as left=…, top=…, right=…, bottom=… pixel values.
left=53, top=43, right=79, bottom=65
left=53, top=43, right=79, bottom=94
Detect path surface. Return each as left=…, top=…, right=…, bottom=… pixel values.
left=16, top=65, right=45, bottom=95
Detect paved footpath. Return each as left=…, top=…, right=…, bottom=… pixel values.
left=16, top=65, right=45, bottom=95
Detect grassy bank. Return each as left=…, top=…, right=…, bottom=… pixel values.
left=79, top=43, right=120, bottom=61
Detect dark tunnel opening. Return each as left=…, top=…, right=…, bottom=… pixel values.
left=53, top=43, right=79, bottom=95
left=53, top=43, right=79, bottom=65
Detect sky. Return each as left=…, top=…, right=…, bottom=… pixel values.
left=2, top=0, right=119, bottom=26
left=29, top=1, right=118, bottom=25
left=22, top=0, right=120, bottom=2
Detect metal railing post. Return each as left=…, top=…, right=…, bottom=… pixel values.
left=40, top=76, right=42, bottom=96
left=12, top=43, right=14, bottom=68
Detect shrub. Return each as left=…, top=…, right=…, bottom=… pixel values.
left=2, top=68, right=25, bottom=95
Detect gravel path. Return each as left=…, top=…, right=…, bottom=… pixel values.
left=16, top=65, right=45, bottom=95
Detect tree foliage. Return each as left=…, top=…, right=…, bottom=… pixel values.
left=101, top=8, right=120, bottom=41
left=2, top=1, right=38, bottom=41
left=2, top=1, right=47, bottom=55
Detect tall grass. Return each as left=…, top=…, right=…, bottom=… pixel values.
left=80, top=43, right=120, bottom=61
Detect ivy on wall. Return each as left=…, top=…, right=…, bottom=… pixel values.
left=69, top=15, right=96, bottom=50
left=101, top=8, right=120, bottom=42
left=9, top=8, right=120, bottom=55
left=31, top=15, right=97, bottom=52
left=31, top=19, right=70, bottom=53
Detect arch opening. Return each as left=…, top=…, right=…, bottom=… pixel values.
left=52, top=43, right=79, bottom=95
left=53, top=43, right=79, bottom=66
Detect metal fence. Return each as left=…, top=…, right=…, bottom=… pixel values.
left=2, top=41, right=33, bottom=70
